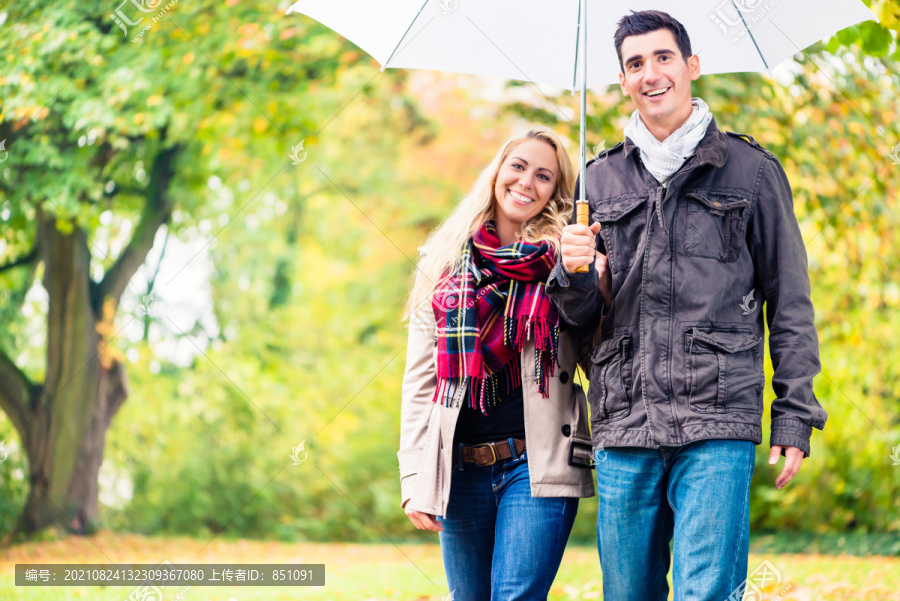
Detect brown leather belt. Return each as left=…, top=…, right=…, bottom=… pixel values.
left=461, top=438, right=526, bottom=466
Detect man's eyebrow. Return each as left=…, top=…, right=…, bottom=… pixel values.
left=625, top=48, right=676, bottom=66
left=511, top=156, right=556, bottom=175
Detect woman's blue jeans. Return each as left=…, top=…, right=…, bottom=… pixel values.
left=437, top=437, right=578, bottom=601
left=594, top=439, right=756, bottom=601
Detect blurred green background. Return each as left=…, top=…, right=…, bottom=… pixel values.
left=0, top=0, right=899, bottom=557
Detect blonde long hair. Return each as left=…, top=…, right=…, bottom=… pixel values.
left=403, top=125, right=576, bottom=322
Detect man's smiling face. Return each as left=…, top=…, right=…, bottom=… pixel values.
left=618, top=28, right=700, bottom=140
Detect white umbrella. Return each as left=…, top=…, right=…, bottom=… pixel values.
left=285, top=0, right=876, bottom=204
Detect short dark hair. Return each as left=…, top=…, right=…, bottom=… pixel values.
left=614, top=10, right=692, bottom=73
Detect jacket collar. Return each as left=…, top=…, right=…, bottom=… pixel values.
left=623, top=115, right=728, bottom=169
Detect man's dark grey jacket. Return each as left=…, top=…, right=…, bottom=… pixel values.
left=547, top=117, right=827, bottom=458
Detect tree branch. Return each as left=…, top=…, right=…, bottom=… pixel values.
left=95, top=143, right=180, bottom=309
left=0, top=348, right=33, bottom=436
left=0, top=246, right=38, bottom=273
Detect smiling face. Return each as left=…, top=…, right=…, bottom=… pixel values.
left=492, top=138, right=559, bottom=245
left=618, top=28, right=700, bottom=140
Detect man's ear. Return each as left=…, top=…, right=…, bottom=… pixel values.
left=688, top=53, right=701, bottom=81
left=618, top=71, right=629, bottom=96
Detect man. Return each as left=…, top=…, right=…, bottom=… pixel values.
left=546, top=10, right=827, bottom=601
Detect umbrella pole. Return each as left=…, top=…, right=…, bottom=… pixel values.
left=578, top=0, right=587, bottom=204
left=574, top=0, right=590, bottom=273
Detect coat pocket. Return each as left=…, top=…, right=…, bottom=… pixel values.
left=684, top=327, right=763, bottom=414
left=591, top=193, right=649, bottom=275
left=683, top=190, right=751, bottom=263
left=590, top=334, right=634, bottom=423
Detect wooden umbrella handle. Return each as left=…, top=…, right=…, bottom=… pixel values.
left=575, top=201, right=590, bottom=273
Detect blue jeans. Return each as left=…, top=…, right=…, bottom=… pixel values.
left=595, top=439, right=755, bottom=601
left=437, top=437, right=579, bottom=601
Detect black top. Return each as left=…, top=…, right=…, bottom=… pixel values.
left=453, top=384, right=526, bottom=445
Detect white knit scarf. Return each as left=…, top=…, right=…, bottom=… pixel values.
left=623, top=97, right=712, bottom=186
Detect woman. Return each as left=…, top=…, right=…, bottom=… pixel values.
left=398, top=126, right=595, bottom=600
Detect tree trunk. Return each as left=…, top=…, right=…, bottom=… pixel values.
left=17, top=217, right=127, bottom=534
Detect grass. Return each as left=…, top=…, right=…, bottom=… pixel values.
left=1, top=532, right=898, bottom=600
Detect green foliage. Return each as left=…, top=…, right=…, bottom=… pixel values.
left=1, top=1, right=898, bottom=545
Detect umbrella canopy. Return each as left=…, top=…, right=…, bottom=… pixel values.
left=286, top=0, right=876, bottom=90
left=286, top=0, right=876, bottom=207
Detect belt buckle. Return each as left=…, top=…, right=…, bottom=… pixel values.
left=472, top=442, right=498, bottom=466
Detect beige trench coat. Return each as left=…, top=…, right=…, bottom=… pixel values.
left=398, top=293, right=596, bottom=517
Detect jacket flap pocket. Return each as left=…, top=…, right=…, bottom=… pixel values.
left=690, top=328, right=760, bottom=354
left=591, top=193, right=648, bottom=222
left=591, top=334, right=629, bottom=364
left=685, top=190, right=750, bottom=214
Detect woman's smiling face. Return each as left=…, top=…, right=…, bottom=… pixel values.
left=492, top=138, right=558, bottom=243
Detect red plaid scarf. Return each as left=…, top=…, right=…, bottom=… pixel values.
left=432, top=221, right=560, bottom=415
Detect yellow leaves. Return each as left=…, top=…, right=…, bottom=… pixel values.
left=280, top=28, right=296, bottom=41
left=183, top=52, right=194, bottom=65
left=847, top=121, right=866, bottom=137
left=238, top=23, right=259, bottom=38
left=880, top=1, right=900, bottom=28
left=134, top=113, right=144, bottom=125
left=253, top=117, right=268, bottom=133
left=96, top=298, right=125, bottom=370
left=147, top=96, right=163, bottom=107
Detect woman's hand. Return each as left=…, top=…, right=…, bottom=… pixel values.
left=403, top=499, right=443, bottom=531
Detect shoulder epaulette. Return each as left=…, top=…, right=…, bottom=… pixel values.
left=587, top=141, right=625, bottom=167
left=725, top=131, right=776, bottom=158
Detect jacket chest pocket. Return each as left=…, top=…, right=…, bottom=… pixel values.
left=683, top=191, right=751, bottom=263
left=590, top=334, right=634, bottom=423
left=684, top=327, right=763, bottom=415
left=592, top=194, right=649, bottom=275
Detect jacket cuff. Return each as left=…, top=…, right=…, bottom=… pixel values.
left=770, top=417, right=813, bottom=458
left=555, top=263, right=608, bottom=316
left=552, top=261, right=598, bottom=289
left=398, top=446, right=422, bottom=478
left=400, top=475, right=416, bottom=509
left=398, top=447, right=423, bottom=507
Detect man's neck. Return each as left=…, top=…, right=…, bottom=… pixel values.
left=640, top=102, right=695, bottom=142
